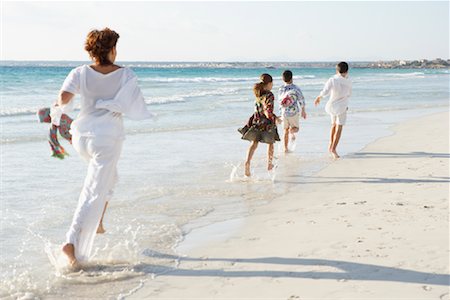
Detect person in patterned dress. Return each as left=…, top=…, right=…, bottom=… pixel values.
left=239, top=73, right=280, bottom=177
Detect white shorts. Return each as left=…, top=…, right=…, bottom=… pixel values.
left=330, top=111, right=347, bottom=125
left=283, top=114, right=300, bottom=129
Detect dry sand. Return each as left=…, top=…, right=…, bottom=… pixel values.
left=131, top=111, right=449, bottom=299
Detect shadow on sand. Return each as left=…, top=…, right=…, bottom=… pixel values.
left=127, top=250, right=450, bottom=286
left=349, top=151, right=450, bottom=159
left=282, top=175, right=450, bottom=185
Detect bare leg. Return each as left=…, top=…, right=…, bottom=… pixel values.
left=284, top=128, right=290, bottom=152
left=331, top=125, right=343, bottom=159
left=329, top=124, right=337, bottom=153
left=267, top=143, right=274, bottom=171
left=290, top=126, right=299, bottom=141
left=62, top=243, right=79, bottom=268
left=96, top=202, right=108, bottom=234
left=245, top=141, right=258, bottom=176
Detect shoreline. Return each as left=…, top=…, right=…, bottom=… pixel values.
left=130, top=110, right=449, bottom=299
left=171, top=107, right=447, bottom=257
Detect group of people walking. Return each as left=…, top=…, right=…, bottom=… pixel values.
left=51, top=28, right=352, bottom=267
left=239, top=63, right=352, bottom=177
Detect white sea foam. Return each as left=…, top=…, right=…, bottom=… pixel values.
left=1, top=87, right=242, bottom=116
left=352, top=73, right=428, bottom=83
left=146, top=87, right=241, bottom=104
left=0, top=107, right=42, bottom=117
left=140, top=75, right=315, bottom=83
left=385, top=71, right=425, bottom=77
left=0, top=105, right=81, bottom=117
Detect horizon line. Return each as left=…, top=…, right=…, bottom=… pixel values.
left=2, top=58, right=449, bottom=63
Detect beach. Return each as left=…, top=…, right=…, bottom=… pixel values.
left=129, top=111, right=449, bottom=299
left=2, top=1, right=449, bottom=298
left=1, top=63, right=449, bottom=299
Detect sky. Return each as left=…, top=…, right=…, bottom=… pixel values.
left=1, top=1, right=449, bottom=62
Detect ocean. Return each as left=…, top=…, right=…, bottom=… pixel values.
left=1, top=61, right=448, bottom=299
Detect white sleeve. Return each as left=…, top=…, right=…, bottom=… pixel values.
left=60, top=67, right=81, bottom=94
left=95, top=71, right=153, bottom=120
left=51, top=68, right=79, bottom=125
left=319, top=78, right=332, bottom=98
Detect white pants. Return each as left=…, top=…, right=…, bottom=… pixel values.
left=66, top=134, right=123, bottom=262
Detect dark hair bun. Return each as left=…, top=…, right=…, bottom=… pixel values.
left=253, top=73, right=273, bottom=97
left=85, top=28, right=120, bottom=65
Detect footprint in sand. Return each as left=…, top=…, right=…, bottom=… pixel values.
left=422, top=285, right=432, bottom=291
left=354, top=201, right=367, bottom=205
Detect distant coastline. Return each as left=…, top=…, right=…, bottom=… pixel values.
left=1, top=59, right=449, bottom=69
left=362, top=58, right=449, bottom=69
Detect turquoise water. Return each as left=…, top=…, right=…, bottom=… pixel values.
left=0, top=62, right=449, bottom=298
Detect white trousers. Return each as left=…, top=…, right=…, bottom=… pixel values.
left=66, top=134, right=123, bottom=262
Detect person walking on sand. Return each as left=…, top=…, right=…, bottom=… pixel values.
left=57, top=28, right=152, bottom=267
left=238, top=74, right=281, bottom=177
left=314, top=62, right=352, bottom=159
left=278, top=70, right=306, bottom=153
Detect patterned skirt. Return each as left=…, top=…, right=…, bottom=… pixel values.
left=238, top=114, right=280, bottom=144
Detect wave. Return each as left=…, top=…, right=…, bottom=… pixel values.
left=146, top=87, right=241, bottom=105
left=384, top=72, right=425, bottom=77
left=0, top=107, right=42, bottom=117
left=140, top=75, right=315, bottom=83
left=0, top=88, right=242, bottom=116
left=352, top=72, right=429, bottom=83
left=0, top=106, right=82, bottom=118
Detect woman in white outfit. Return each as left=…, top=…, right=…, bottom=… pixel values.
left=57, top=28, right=152, bottom=267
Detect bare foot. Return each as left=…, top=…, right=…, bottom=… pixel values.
left=62, top=243, right=79, bottom=268
left=268, top=163, right=274, bottom=171
left=244, top=162, right=251, bottom=177
left=284, top=148, right=290, bottom=153
left=331, top=150, right=340, bottom=159
left=97, top=223, right=105, bottom=234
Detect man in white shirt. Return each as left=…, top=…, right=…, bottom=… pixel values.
left=314, top=62, right=352, bottom=159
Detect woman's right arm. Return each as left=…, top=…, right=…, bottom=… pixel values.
left=50, top=68, right=80, bottom=125
left=56, top=67, right=81, bottom=106
left=57, top=91, right=75, bottom=106
left=95, top=70, right=153, bottom=120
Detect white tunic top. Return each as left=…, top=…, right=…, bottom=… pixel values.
left=319, top=74, right=352, bottom=115
left=60, top=65, right=152, bottom=138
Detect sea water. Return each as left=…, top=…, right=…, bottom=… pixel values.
left=1, top=62, right=448, bottom=299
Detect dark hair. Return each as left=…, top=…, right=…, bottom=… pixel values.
left=253, top=73, right=273, bottom=97
left=282, top=70, right=293, bottom=83
left=85, top=28, right=120, bottom=65
left=337, top=62, right=349, bottom=74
